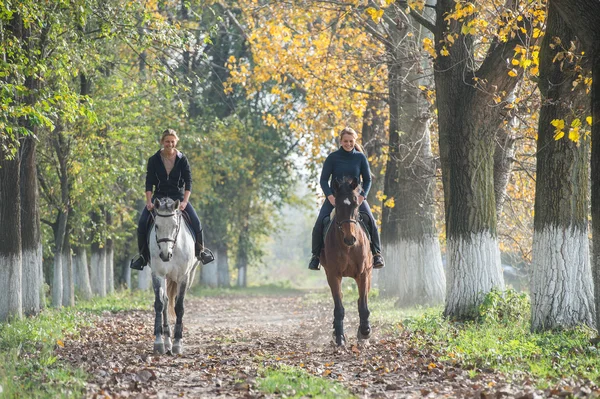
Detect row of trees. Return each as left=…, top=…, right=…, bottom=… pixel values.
left=0, top=0, right=300, bottom=320
left=1, top=0, right=600, bottom=336
left=223, top=0, right=600, bottom=332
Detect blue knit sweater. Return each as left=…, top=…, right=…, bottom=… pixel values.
left=320, top=147, right=372, bottom=197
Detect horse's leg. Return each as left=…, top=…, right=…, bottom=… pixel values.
left=327, top=273, right=345, bottom=346
left=356, top=270, right=372, bottom=342
left=162, top=289, right=172, bottom=353
left=172, top=281, right=187, bottom=354
left=152, top=274, right=167, bottom=354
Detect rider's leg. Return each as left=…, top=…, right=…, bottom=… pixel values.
left=130, top=207, right=151, bottom=270
left=183, top=203, right=203, bottom=259
left=359, top=201, right=385, bottom=269
left=309, top=201, right=334, bottom=270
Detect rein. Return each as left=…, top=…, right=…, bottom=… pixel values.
left=153, top=210, right=182, bottom=248
left=336, top=218, right=359, bottom=230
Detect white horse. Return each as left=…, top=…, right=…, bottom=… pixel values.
left=149, top=197, right=197, bottom=354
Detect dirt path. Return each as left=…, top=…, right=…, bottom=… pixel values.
left=60, top=292, right=551, bottom=398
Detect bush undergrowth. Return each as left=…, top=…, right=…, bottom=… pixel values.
left=402, top=289, right=600, bottom=384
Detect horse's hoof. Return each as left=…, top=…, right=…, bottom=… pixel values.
left=172, top=344, right=183, bottom=355
left=154, top=343, right=166, bottom=354
left=357, top=326, right=371, bottom=341
left=335, top=335, right=346, bottom=347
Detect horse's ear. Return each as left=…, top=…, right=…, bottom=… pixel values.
left=349, top=177, right=359, bottom=190
left=332, top=178, right=341, bottom=194
left=173, top=200, right=180, bottom=210
left=153, top=198, right=160, bottom=210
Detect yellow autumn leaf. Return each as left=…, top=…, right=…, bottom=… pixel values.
left=571, top=118, right=582, bottom=128
left=365, top=7, right=384, bottom=23
left=587, top=116, right=593, bottom=126
left=440, top=46, right=449, bottom=56
left=56, top=340, right=65, bottom=348
left=551, top=119, right=565, bottom=130
left=554, top=131, right=565, bottom=140
left=511, top=59, right=520, bottom=66
left=508, top=69, right=518, bottom=77
left=568, top=127, right=580, bottom=143
left=530, top=66, right=539, bottom=75
left=384, top=197, right=395, bottom=208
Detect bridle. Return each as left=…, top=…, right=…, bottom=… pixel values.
left=152, top=209, right=182, bottom=248
left=335, top=209, right=360, bottom=230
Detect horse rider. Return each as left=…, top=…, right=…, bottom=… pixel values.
left=130, top=128, right=208, bottom=270
left=308, top=127, right=385, bottom=271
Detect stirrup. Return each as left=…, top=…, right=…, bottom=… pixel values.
left=373, top=254, right=385, bottom=269
left=199, top=248, right=215, bottom=265
left=130, top=254, right=147, bottom=270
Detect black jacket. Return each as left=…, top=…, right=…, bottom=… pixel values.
left=145, top=150, right=192, bottom=201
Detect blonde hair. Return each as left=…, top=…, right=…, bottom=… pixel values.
left=161, top=128, right=179, bottom=143
left=340, top=127, right=364, bottom=153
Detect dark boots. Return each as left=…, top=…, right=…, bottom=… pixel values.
left=130, top=231, right=149, bottom=270
left=308, top=255, right=321, bottom=270
left=195, top=233, right=215, bottom=265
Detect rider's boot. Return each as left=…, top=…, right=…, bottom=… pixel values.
left=373, top=253, right=385, bottom=269
left=130, top=231, right=148, bottom=270
left=308, top=222, right=322, bottom=270
left=363, top=212, right=385, bottom=269
left=195, top=231, right=215, bottom=265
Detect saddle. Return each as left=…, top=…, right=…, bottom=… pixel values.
left=322, top=210, right=371, bottom=244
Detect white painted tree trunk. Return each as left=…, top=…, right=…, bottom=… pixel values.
left=106, top=245, right=114, bottom=294
left=381, top=236, right=445, bottom=307
left=0, top=253, right=23, bottom=321
left=237, top=266, right=247, bottom=287
left=52, top=253, right=63, bottom=308
left=21, top=242, right=42, bottom=315
left=73, top=247, right=92, bottom=300
left=61, top=248, right=74, bottom=307
left=138, top=267, right=152, bottom=290
left=201, top=254, right=219, bottom=288
left=530, top=227, right=595, bottom=330
left=90, top=246, right=106, bottom=297
left=444, top=232, right=504, bottom=319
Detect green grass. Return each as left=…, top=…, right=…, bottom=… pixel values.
left=0, top=289, right=153, bottom=398
left=401, top=289, right=600, bottom=384
left=256, top=365, right=356, bottom=398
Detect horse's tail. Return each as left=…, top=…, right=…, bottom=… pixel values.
left=166, top=278, right=177, bottom=321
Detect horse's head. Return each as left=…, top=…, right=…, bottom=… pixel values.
left=153, top=198, right=181, bottom=262
left=332, top=177, right=361, bottom=247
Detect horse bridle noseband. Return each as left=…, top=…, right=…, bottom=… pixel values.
left=152, top=210, right=182, bottom=248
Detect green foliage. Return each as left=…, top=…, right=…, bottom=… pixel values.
left=402, top=289, right=600, bottom=384
left=478, top=288, right=530, bottom=324
left=256, top=365, right=355, bottom=398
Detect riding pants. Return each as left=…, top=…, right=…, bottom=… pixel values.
left=311, top=200, right=381, bottom=256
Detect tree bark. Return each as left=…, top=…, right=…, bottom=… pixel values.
left=20, top=136, right=43, bottom=315
left=201, top=234, right=219, bottom=288
left=106, top=211, right=114, bottom=294
left=0, top=151, right=23, bottom=321
left=61, top=232, right=75, bottom=307
left=530, top=4, right=595, bottom=332
left=433, top=0, right=535, bottom=319
left=73, top=245, right=92, bottom=300
left=90, top=240, right=107, bottom=296
left=361, top=95, right=387, bottom=211
left=235, top=225, right=250, bottom=288
left=379, top=3, right=445, bottom=307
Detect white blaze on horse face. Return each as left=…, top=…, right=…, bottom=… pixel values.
left=343, top=198, right=351, bottom=206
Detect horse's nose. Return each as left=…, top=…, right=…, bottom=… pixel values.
left=344, top=236, right=356, bottom=246
left=160, top=252, right=171, bottom=262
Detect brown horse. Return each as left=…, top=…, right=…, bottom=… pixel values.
left=320, top=177, right=373, bottom=346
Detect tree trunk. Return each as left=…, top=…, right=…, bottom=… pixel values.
left=52, top=210, right=67, bottom=308
left=90, top=241, right=106, bottom=296
left=361, top=95, right=387, bottom=211
left=218, top=242, right=231, bottom=287
left=592, top=49, right=600, bottom=334
left=530, top=4, right=595, bottom=331
left=20, top=136, right=43, bottom=315
left=61, top=233, right=74, bottom=307
left=493, top=124, right=517, bottom=219
left=137, top=267, right=152, bottom=290
left=433, top=0, right=538, bottom=319
left=106, top=238, right=114, bottom=295
left=235, top=227, right=249, bottom=287
left=201, top=235, right=219, bottom=287
left=73, top=245, right=92, bottom=300
left=379, top=5, right=445, bottom=307
left=0, top=152, right=23, bottom=321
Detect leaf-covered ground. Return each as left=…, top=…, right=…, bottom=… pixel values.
left=58, top=292, right=598, bottom=398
